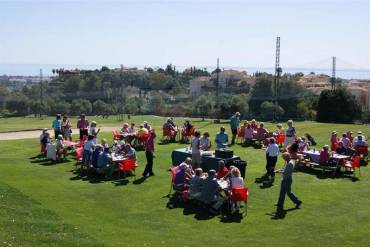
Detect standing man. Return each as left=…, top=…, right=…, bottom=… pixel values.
left=77, top=114, right=89, bottom=140
left=265, top=138, right=279, bottom=182
left=230, top=112, right=240, bottom=145
left=191, top=131, right=201, bottom=169
left=143, top=129, right=156, bottom=177
left=52, top=114, right=62, bottom=139
left=275, top=152, right=302, bottom=210
left=215, top=127, right=229, bottom=149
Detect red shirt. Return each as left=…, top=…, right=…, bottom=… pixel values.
left=216, top=166, right=229, bottom=179
left=319, top=150, right=330, bottom=164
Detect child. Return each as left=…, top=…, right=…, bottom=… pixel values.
left=55, top=134, right=67, bottom=161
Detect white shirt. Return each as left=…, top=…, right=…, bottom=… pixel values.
left=266, top=143, right=279, bottom=157
left=191, top=137, right=200, bottom=154
left=231, top=176, right=244, bottom=189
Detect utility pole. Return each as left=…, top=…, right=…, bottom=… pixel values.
left=273, top=37, right=282, bottom=122
left=39, top=68, right=43, bottom=118
left=216, top=57, right=220, bottom=97
left=331, top=56, right=336, bottom=90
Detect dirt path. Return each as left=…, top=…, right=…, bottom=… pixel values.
left=0, top=127, right=120, bottom=141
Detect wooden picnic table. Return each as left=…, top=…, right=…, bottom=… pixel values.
left=301, top=150, right=350, bottom=174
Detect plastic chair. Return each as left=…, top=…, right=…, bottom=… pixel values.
left=343, top=155, right=361, bottom=177
left=276, top=134, right=285, bottom=145
left=355, top=145, right=368, bottom=158
left=229, top=187, right=249, bottom=214
left=113, top=130, right=121, bottom=141
left=119, top=159, right=137, bottom=179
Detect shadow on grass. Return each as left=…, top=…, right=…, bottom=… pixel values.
left=295, top=165, right=359, bottom=182
left=29, top=156, right=72, bottom=166
left=255, top=175, right=275, bottom=189
left=165, top=193, right=245, bottom=223
left=266, top=207, right=299, bottom=220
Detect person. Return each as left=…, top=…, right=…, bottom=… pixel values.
left=143, top=121, right=152, bottom=132
left=163, top=118, right=177, bottom=141
left=215, top=126, right=228, bottom=149
left=284, top=120, right=296, bottom=148
left=92, top=144, right=103, bottom=168
left=340, top=133, right=352, bottom=150
left=142, top=129, right=156, bottom=177
left=296, top=137, right=308, bottom=153
left=83, top=135, right=95, bottom=166
left=244, top=123, right=254, bottom=146
left=124, top=144, right=136, bottom=160
left=173, top=158, right=194, bottom=191
left=121, top=123, right=130, bottom=134
left=88, top=121, right=100, bottom=144
left=275, top=152, right=302, bottom=210
left=191, top=131, right=201, bottom=169
left=199, top=132, right=211, bottom=151
left=61, top=115, right=72, bottom=141
left=319, top=145, right=330, bottom=166
left=40, top=131, right=52, bottom=154
left=101, top=138, right=109, bottom=149
left=229, top=167, right=245, bottom=212
left=230, top=112, right=240, bottom=145
left=127, top=123, right=136, bottom=144
left=256, top=122, right=268, bottom=142
left=52, top=114, right=62, bottom=139
left=276, top=123, right=285, bottom=135
left=189, top=168, right=205, bottom=200
left=335, top=141, right=347, bottom=155
left=216, top=160, right=229, bottom=179
left=137, top=124, right=149, bottom=145
left=346, top=131, right=354, bottom=143
left=353, top=131, right=366, bottom=145
left=250, top=119, right=258, bottom=130
left=55, top=134, right=67, bottom=161
left=199, top=169, right=225, bottom=213
left=97, top=147, right=113, bottom=178
left=39, top=128, right=49, bottom=155
left=230, top=167, right=244, bottom=189
left=354, top=135, right=368, bottom=148
left=77, top=114, right=89, bottom=141
left=265, top=138, right=279, bottom=181
left=183, top=118, right=193, bottom=133
left=330, top=131, right=338, bottom=151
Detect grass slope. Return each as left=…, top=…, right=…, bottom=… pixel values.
left=0, top=119, right=369, bottom=246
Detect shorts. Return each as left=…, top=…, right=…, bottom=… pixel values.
left=232, top=128, right=238, bottom=135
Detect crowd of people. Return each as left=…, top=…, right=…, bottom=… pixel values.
left=172, top=157, right=245, bottom=213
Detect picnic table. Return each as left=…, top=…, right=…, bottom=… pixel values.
left=63, top=140, right=79, bottom=148
left=301, top=150, right=350, bottom=173
left=171, top=148, right=246, bottom=178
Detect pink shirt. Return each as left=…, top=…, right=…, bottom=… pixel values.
left=244, top=128, right=254, bottom=139
left=341, top=137, right=351, bottom=149
left=145, top=137, right=154, bottom=152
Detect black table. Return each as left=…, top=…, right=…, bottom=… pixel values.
left=171, top=148, right=247, bottom=178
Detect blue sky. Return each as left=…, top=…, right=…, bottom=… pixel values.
left=0, top=0, right=369, bottom=69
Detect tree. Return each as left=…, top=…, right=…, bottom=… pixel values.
left=249, top=76, right=273, bottom=115
left=124, top=98, right=139, bottom=115
left=148, top=94, right=166, bottom=114
left=260, top=101, right=284, bottom=120
left=71, top=99, right=92, bottom=115
left=316, top=89, right=361, bottom=123
left=92, top=100, right=110, bottom=116
left=194, top=95, right=213, bottom=120
left=5, top=93, right=30, bottom=116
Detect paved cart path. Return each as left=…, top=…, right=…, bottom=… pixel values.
left=0, top=126, right=120, bottom=141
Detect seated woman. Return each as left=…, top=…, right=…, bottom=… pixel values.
left=121, top=123, right=130, bottom=135
left=216, top=160, right=229, bottom=179
left=256, top=123, right=268, bottom=140
left=335, top=141, right=347, bottom=155
left=298, top=137, right=310, bottom=153
left=55, top=134, right=67, bottom=161
left=189, top=168, right=205, bottom=200
left=244, top=123, right=254, bottom=146
left=319, top=145, right=330, bottom=166
left=40, top=129, right=50, bottom=156
left=163, top=118, right=177, bottom=140
left=250, top=119, right=258, bottom=130
left=97, top=147, right=114, bottom=178
left=276, top=123, right=285, bottom=135
left=200, top=132, right=211, bottom=151
left=124, top=144, right=136, bottom=160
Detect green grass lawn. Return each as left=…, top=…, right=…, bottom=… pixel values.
left=0, top=118, right=369, bottom=246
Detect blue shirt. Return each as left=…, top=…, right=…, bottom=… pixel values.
left=126, top=147, right=136, bottom=159
left=52, top=119, right=61, bottom=130
left=215, top=132, right=228, bottom=149
left=97, top=151, right=111, bottom=168
left=230, top=115, right=240, bottom=130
